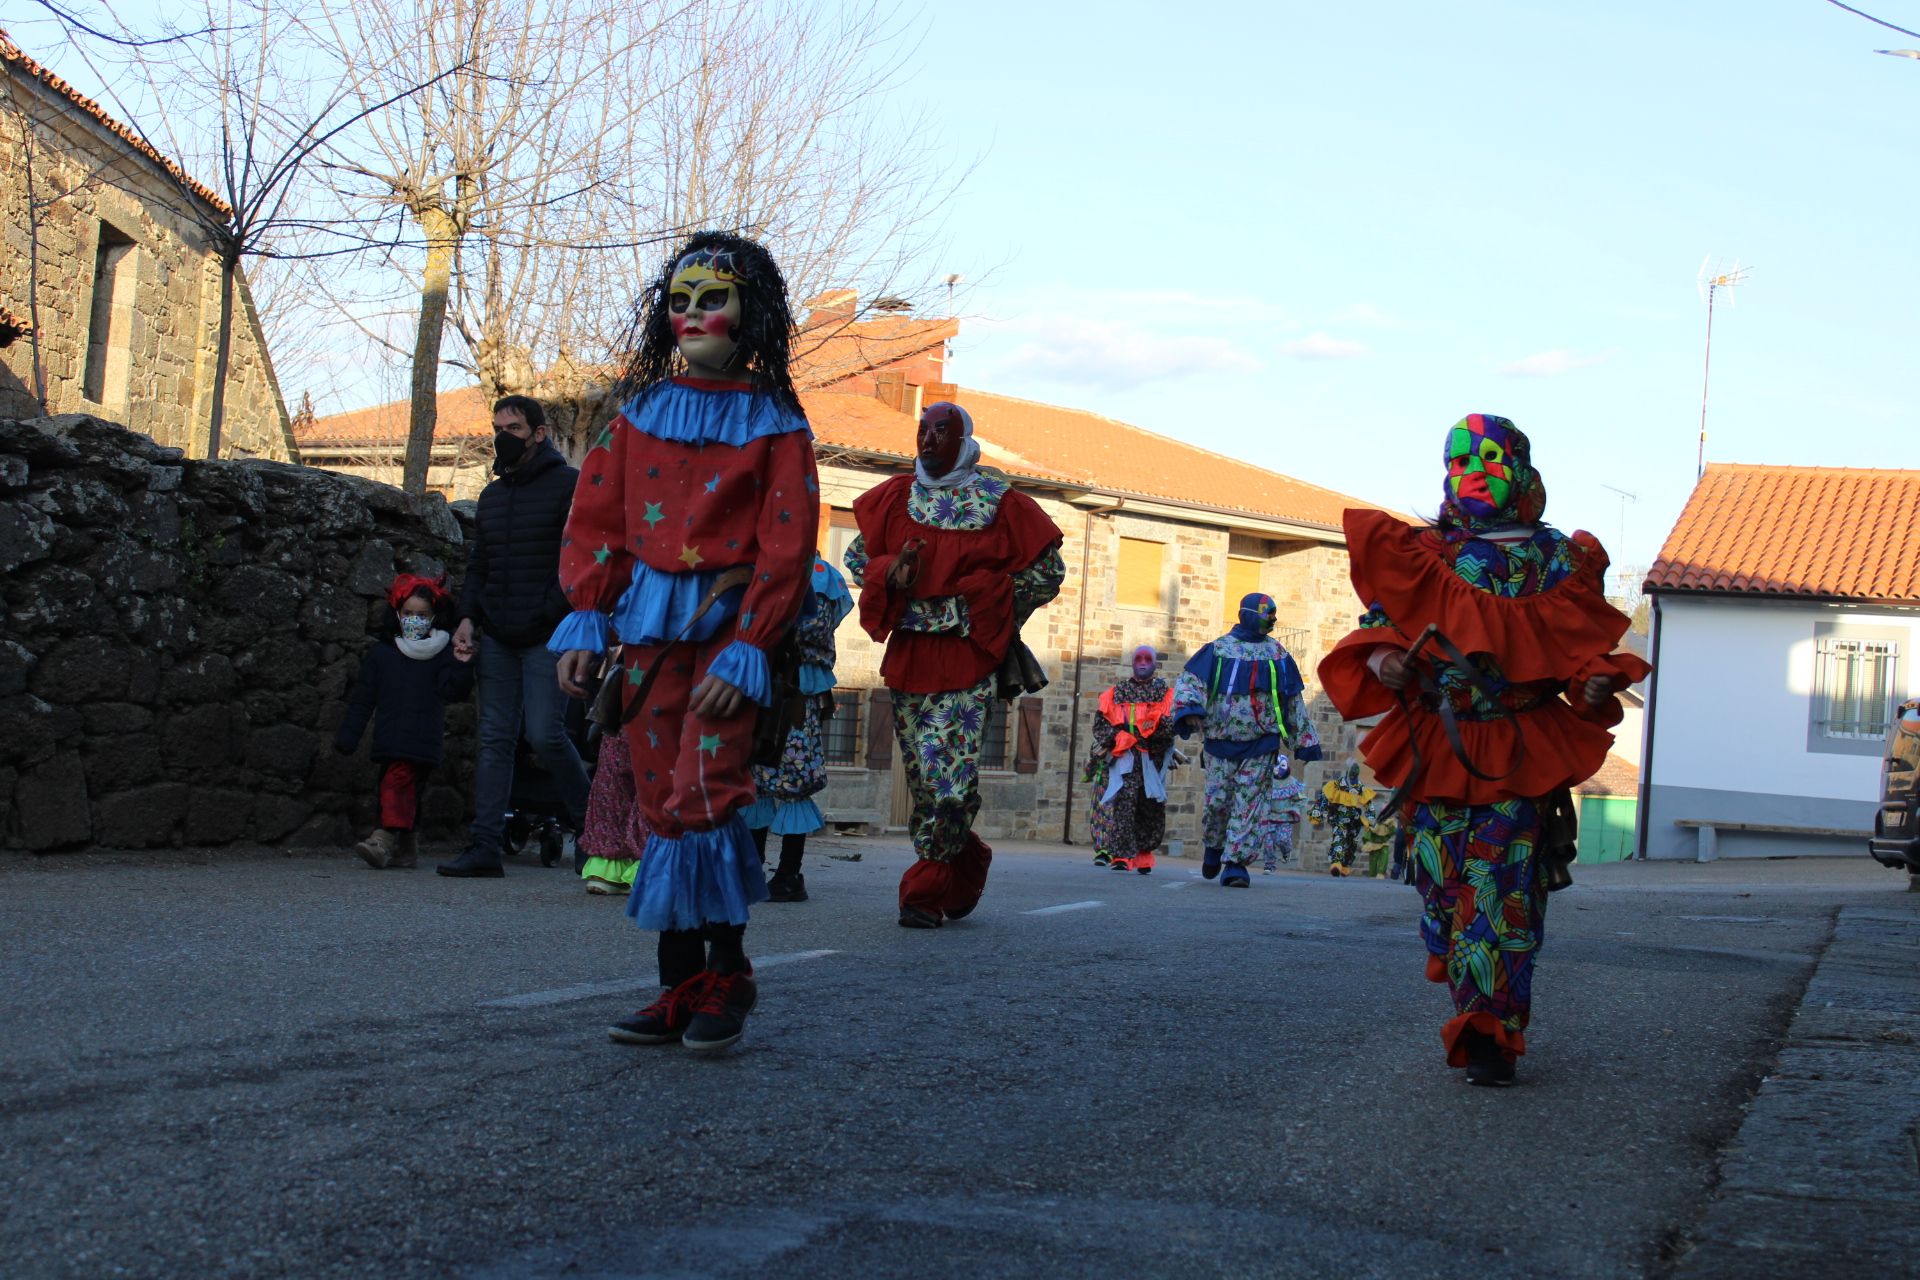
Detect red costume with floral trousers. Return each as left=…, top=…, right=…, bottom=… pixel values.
left=847, top=402, right=1065, bottom=926
left=552, top=230, right=820, bottom=1056
left=1318, top=413, right=1650, bottom=1086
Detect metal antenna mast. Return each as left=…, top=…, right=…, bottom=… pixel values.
left=1600, top=482, right=1638, bottom=553
left=1695, top=257, right=1750, bottom=481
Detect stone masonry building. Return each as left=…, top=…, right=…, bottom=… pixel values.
left=0, top=31, right=295, bottom=462
left=300, top=302, right=1383, bottom=866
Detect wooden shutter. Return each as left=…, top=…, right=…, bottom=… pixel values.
left=865, top=688, right=893, bottom=769
left=1116, top=538, right=1163, bottom=608
left=1224, top=556, right=1263, bottom=624
left=1014, top=696, right=1043, bottom=773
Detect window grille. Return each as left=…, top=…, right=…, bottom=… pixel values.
left=823, top=688, right=862, bottom=766
left=1816, top=636, right=1898, bottom=740
left=981, top=698, right=1013, bottom=770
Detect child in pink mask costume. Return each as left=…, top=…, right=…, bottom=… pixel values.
left=552, top=233, right=819, bottom=1054
left=1085, top=645, right=1177, bottom=873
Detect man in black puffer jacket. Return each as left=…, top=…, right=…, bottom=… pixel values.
left=439, top=395, right=590, bottom=877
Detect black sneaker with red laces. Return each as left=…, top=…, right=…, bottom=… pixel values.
left=682, top=968, right=758, bottom=1053
left=608, top=972, right=710, bottom=1045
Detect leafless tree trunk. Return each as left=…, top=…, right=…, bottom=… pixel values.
left=311, top=0, right=965, bottom=476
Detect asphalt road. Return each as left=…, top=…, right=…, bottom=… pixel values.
left=0, top=841, right=1906, bottom=1279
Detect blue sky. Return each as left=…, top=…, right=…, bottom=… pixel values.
left=901, top=0, right=1920, bottom=576
left=17, top=1, right=1920, bottom=576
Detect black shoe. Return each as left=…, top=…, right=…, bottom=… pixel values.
left=766, top=870, right=808, bottom=902
left=436, top=846, right=504, bottom=878
left=1202, top=846, right=1223, bottom=880
left=608, top=974, right=708, bottom=1045
left=1462, top=1031, right=1516, bottom=1086
left=898, top=905, right=942, bottom=929
left=683, top=969, right=758, bottom=1052
left=944, top=901, right=976, bottom=921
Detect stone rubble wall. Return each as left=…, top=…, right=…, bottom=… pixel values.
left=0, top=414, right=471, bottom=851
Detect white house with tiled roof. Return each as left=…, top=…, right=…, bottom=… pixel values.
left=299, top=302, right=1384, bottom=862
left=1641, top=464, right=1920, bottom=861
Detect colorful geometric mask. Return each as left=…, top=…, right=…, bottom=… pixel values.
left=1236, top=592, right=1278, bottom=637
left=1440, top=413, right=1546, bottom=529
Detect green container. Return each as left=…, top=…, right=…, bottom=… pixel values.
left=1577, top=795, right=1637, bottom=864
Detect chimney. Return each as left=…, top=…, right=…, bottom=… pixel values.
left=874, top=370, right=907, bottom=413
left=803, top=288, right=858, bottom=331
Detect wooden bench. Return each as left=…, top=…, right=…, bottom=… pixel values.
left=1675, top=819, right=1871, bottom=863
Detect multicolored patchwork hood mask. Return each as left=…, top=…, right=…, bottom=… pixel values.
left=1232, top=592, right=1278, bottom=641
left=1440, top=413, right=1546, bottom=531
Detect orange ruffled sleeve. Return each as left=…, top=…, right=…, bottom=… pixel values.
left=1316, top=509, right=1652, bottom=805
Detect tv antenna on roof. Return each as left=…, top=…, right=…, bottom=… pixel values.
left=1695, top=256, right=1750, bottom=482
left=1600, top=482, right=1638, bottom=552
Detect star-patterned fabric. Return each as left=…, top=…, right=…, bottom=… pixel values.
left=554, top=376, right=820, bottom=932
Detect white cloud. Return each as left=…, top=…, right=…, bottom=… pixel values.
left=1278, top=332, right=1369, bottom=361
left=996, top=317, right=1263, bottom=390
left=1497, top=348, right=1620, bottom=377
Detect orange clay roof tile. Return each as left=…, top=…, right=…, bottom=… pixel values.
left=303, top=384, right=1378, bottom=531
left=1644, top=464, right=1920, bottom=603
left=792, top=316, right=956, bottom=390
left=1, top=29, right=230, bottom=217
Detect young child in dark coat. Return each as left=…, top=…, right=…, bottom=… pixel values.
left=337, top=573, right=474, bottom=868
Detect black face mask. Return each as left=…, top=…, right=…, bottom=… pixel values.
left=492, top=430, right=530, bottom=473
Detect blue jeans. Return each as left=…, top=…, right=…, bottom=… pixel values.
left=470, top=634, right=591, bottom=853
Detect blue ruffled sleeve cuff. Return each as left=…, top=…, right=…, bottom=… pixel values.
left=1172, top=702, right=1206, bottom=736
left=548, top=610, right=611, bottom=656
left=707, top=640, right=772, bottom=706
left=799, top=662, right=836, bottom=696
left=1295, top=742, right=1325, bottom=763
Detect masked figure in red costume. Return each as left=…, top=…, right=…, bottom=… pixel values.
left=1318, top=414, right=1649, bottom=1086
left=845, top=402, right=1065, bottom=928
left=552, top=233, right=818, bottom=1053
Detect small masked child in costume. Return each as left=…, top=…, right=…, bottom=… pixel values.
left=743, top=555, right=855, bottom=903
left=1173, top=593, right=1322, bottom=887
left=578, top=650, right=651, bottom=896
left=1085, top=645, right=1176, bottom=873
left=846, top=401, right=1066, bottom=928
left=552, top=232, right=819, bottom=1054
left=1306, top=760, right=1379, bottom=878
left=1318, top=413, right=1650, bottom=1086
left=336, top=574, right=474, bottom=869
left=1359, top=811, right=1400, bottom=880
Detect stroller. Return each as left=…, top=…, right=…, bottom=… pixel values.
left=501, top=688, right=600, bottom=868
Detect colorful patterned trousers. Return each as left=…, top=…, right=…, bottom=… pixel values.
left=1407, top=797, right=1546, bottom=1064
left=892, top=675, right=997, bottom=919
left=1201, top=751, right=1298, bottom=868
left=616, top=620, right=767, bottom=932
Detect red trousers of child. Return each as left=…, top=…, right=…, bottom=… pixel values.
left=379, top=761, right=425, bottom=831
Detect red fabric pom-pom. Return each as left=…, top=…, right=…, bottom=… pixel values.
left=387, top=573, right=450, bottom=611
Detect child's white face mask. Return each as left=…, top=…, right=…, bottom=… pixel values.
left=400, top=615, right=434, bottom=641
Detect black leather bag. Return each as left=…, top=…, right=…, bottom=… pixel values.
left=1537, top=786, right=1580, bottom=893
left=996, top=634, right=1049, bottom=701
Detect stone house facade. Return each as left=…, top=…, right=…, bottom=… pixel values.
left=0, top=31, right=295, bottom=462
left=300, top=301, right=1380, bottom=866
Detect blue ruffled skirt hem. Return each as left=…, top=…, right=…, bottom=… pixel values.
left=738, top=796, right=821, bottom=834
left=623, top=815, right=767, bottom=930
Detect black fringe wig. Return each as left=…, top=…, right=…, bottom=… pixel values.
left=614, top=231, right=803, bottom=416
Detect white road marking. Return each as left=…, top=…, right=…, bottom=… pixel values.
left=1163, top=881, right=1191, bottom=890
left=479, top=949, right=840, bottom=1009
left=1022, top=900, right=1105, bottom=916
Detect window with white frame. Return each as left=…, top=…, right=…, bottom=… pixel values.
left=1808, top=623, right=1908, bottom=756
